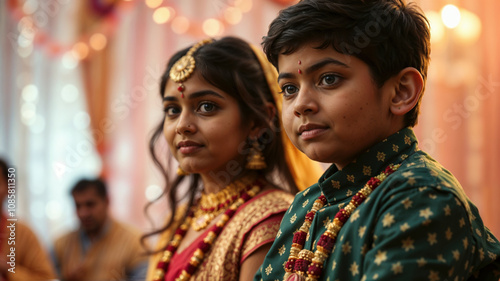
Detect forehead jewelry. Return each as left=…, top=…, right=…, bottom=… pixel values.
left=298, top=60, right=302, bottom=74
left=169, top=38, right=213, bottom=98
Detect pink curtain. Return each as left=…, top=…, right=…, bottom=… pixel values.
left=415, top=0, right=500, bottom=236
left=82, top=0, right=500, bottom=236
left=3, top=0, right=498, bottom=248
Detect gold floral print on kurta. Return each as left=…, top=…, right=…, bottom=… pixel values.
left=254, top=128, right=500, bottom=281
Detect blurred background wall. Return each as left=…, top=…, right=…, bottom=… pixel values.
left=1, top=0, right=499, bottom=248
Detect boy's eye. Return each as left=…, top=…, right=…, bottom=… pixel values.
left=197, top=102, right=217, bottom=113
left=280, top=85, right=299, bottom=96
left=320, top=74, right=340, bottom=86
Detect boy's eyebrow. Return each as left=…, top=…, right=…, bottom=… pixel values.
left=163, top=90, right=225, bottom=102
left=277, top=58, right=349, bottom=82
left=305, top=58, right=349, bottom=75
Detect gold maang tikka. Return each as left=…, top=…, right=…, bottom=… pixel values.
left=169, top=38, right=213, bottom=98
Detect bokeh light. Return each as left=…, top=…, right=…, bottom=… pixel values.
left=146, top=0, right=163, bottom=9
left=21, top=103, right=36, bottom=121
left=22, top=0, right=38, bottom=14
left=234, top=0, right=253, bottom=13
left=22, top=84, right=39, bottom=102
left=203, top=18, right=223, bottom=37
left=153, top=7, right=171, bottom=24
left=224, top=7, right=242, bottom=25
left=89, top=33, right=107, bottom=51
left=145, top=184, right=163, bottom=201
left=61, top=84, right=79, bottom=103
left=17, top=45, right=33, bottom=57
left=62, top=52, right=79, bottom=69
left=454, top=9, right=481, bottom=44
left=441, top=4, right=461, bottom=29
left=72, top=42, right=89, bottom=60
left=46, top=200, right=63, bottom=220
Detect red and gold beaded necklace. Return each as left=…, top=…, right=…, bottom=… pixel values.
left=283, top=164, right=400, bottom=281
left=152, top=179, right=264, bottom=281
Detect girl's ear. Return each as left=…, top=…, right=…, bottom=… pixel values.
left=249, top=102, right=276, bottom=137
left=390, top=67, right=424, bottom=116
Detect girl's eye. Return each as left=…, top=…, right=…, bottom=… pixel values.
left=320, top=74, right=340, bottom=86
left=164, top=106, right=180, bottom=116
left=197, top=102, right=218, bottom=113
left=280, top=85, right=299, bottom=97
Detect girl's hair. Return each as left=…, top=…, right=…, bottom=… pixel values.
left=141, top=36, right=298, bottom=251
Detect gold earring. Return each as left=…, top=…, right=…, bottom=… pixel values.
left=246, top=139, right=267, bottom=170
left=177, top=166, right=189, bottom=176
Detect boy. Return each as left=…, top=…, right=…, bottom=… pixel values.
left=254, top=0, right=500, bottom=280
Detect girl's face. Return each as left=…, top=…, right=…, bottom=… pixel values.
left=162, top=71, right=253, bottom=183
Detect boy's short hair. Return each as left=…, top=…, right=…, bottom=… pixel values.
left=262, top=0, right=430, bottom=127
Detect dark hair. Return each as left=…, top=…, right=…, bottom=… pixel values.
left=262, top=0, right=430, bottom=127
left=71, top=178, right=108, bottom=199
left=142, top=36, right=298, bottom=250
left=0, top=158, right=8, bottom=184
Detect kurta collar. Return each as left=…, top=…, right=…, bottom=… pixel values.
left=318, top=128, right=419, bottom=204
left=79, top=218, right=113, bottom=253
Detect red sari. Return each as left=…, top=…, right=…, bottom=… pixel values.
left=147, top=189, right=294, bottom=281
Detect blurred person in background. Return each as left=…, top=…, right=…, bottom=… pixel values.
left=0, top=158, right=57, bottom=281
left=53, top=178, right=147, bottom=281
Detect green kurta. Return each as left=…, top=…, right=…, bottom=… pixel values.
left=254, top=128, right=500, bottom=281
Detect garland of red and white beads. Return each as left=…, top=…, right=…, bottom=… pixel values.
left=152, top=180, right=263, bottom=281
left=283, top=164, right=401, bottom=281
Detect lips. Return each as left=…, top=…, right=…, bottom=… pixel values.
left=298, top=123, right=328, bottom=140
left=177, top=140, right=203, bottom=154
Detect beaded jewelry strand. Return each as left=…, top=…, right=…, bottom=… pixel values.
left=192, top=176, right=254, bottom=231
left=153, top=179, right=264, bottom=281
left=283, top=164, right=401, bottom=281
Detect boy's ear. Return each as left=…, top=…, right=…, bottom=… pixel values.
left=390, top=67, right=424, bottom=116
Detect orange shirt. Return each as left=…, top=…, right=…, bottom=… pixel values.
left=0, top=216, right=57, bottom=281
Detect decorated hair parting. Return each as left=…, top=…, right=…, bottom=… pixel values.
left=173, top=39, right=267, bottom=176
left=169, top=39, right=214, bottom=98
left=172, top=38, right=268, bottom=177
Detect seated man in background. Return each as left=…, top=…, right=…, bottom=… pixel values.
left=0, top=158, right=57, bottom=281
left=53, top=178, right=147, bottom=281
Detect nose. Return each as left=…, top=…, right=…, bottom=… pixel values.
left=77, top=206, right=90, bottom=220
left=293, top=87, right=318, bottom=117
left=175, top=111, right=197, bottom=135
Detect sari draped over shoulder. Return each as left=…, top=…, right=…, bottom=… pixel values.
left=146, top=189, right=294, bottom=281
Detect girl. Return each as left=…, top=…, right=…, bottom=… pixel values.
left=144, top=36, right=322, bottom=281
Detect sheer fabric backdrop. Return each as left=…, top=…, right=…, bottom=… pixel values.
left=0, top=0, right=498, bottom=247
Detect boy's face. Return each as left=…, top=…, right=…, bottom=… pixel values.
left=277, top=43, right=400, bottom=169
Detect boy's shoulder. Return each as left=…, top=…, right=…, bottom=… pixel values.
left=384, top=149, right=472, bottom=211
left=390, top=149, right=461, bottom=190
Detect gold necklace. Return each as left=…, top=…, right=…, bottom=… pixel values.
left=191, top=174, right=256, bottom=231
left=152, top=179, right=264, bottom=281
